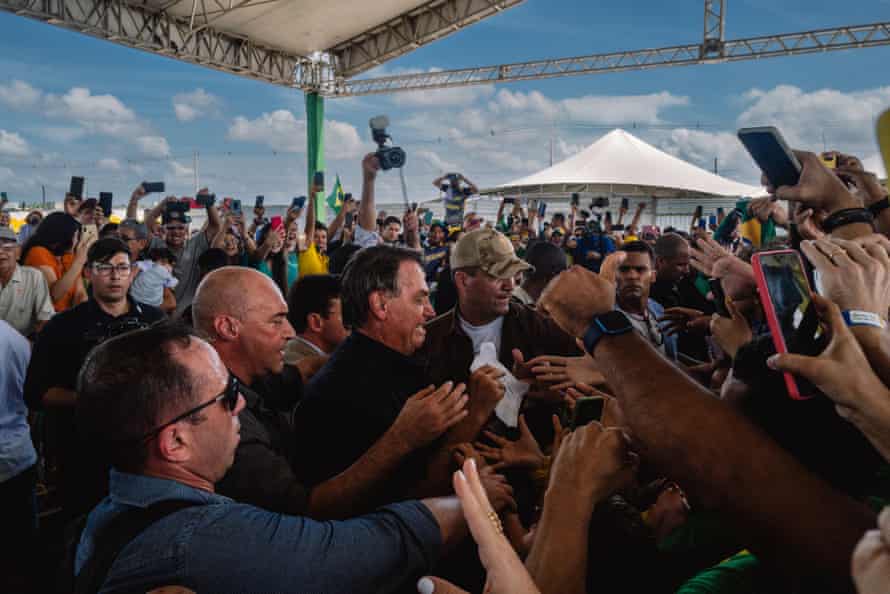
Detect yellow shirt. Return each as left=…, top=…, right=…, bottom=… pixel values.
left=297, top=243, right=329, bottom=278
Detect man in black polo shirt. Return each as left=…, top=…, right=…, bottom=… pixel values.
left=293, top=246, right=510, bottom=502
left=24, top=238, right=164, bottom=518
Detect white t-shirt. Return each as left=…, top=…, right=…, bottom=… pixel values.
left=459, top=314, right=504, bottom=356
left=617, top=305, right=666, bottom=356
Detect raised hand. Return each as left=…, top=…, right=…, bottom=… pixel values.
left=800, top=237, right=890, bottom=315
left=392, top=382, right=469, bottom=450
left=474, top=416, right=545, bottom=471
left=469, top=365, right=507, bottom=408
left=709, top=297, right=753, bottom=359
left=527, top=353, right=605, bottom=391
left=539, top=266, right=616, bottom=337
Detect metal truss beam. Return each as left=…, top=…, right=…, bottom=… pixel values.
left=702, top=0, right=725, bottom=58
left=332, top=20, right=890, bottom=97
left=329, top=0, right=525, bottom=79
left=0, top=0, right=327, bottom=89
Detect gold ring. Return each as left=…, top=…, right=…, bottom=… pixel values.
left=488, top=510, right=504, bottom=535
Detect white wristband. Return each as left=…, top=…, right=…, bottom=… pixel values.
left=842, top=310, right=886, bottom=329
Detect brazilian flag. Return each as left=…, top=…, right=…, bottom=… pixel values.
left=714, top=199, right=776, bottom=248
left=326, top=175, right=345, bottom=215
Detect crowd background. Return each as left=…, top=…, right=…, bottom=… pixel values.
left=2, top=134, right=890, bottom=594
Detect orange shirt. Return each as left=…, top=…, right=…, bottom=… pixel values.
left=24, top=246, right=79, bottom=311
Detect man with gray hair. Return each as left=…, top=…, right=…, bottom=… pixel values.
left=118, top=219, right=149, bottom=262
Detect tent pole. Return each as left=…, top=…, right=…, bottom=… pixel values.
left=306, top=92, right=326, bottom=222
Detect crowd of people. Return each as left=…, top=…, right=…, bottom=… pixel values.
left=2, top=144, right=890, bottom=594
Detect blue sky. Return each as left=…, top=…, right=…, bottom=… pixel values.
left=0, top=0, right=888, bottom=206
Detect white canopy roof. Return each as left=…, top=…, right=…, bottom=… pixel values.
left=490, top=128, right=762, bottom=199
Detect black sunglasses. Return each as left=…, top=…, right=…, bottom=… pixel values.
left=141, top=374, right=240, bottom=442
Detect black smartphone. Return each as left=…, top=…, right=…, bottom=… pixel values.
left=571, top=193, right=580, bottom=207
left=344, top=193, right=353, bottom=202
left=345, top=212, right=355, bottom=227
left=231, top=199, right=241, bottom=213
left=738, top=126, right=801, bottom=189
left=255, top=195, right=264, bottom=208
left=313, top=171, right=324, bottom=187
left=99, top=192, right=113, bottom=217
left=293, top=196, right=307, bottom=210
left=604, top=211, right=612, bottom=223
left=142, top=181, right=165, bottom=194
left=0, top=191, right=6, bottom=201
left=709, top=278, right=730, bottom=317
left=570, top=397, right=604, bottom=429
left=612, top=223, right=625, bottom=231
left=196, top=193, right=216, bottom=208
left=698, top=218, right=708, bottom=230
left=503, top=197, right=515, bottom=204
left=694, top=205, right=703, bottom=220
left=538, top=202, right=547, bottom=218
left=709, top=215, right=718, bottom=227
left=70, top=176, right=85, bottom=199
left=621, top=198, right=630, bottom=210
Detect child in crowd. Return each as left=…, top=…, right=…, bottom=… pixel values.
left=129, top=247, right=178, bottom=312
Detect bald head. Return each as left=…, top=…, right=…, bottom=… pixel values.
left=193, top=267, right=277, bottom=338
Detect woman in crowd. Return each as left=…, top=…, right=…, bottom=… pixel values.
left=20, top=212, right=91, bottom=311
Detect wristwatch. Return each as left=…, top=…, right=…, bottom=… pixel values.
left=582, top=311, right=634, bottom=354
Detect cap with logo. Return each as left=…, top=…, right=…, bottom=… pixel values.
left=163, top=210, right=191, bottom=225
left=451, top=228, right=533, bottom=280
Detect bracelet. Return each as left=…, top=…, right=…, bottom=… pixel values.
left=822, top=208, right=875, bottom=234
left=842, top=310, right=887, bottom=329
left=868, top=197, right=890, bottom=217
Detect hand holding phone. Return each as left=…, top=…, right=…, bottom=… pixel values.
left=292, top=196, right=306, bottom=210
left=752, top=249, right=819, bottom=400
left=738, top=126, right=801, bottom=189
left=99, top=192, right=113, bottom=218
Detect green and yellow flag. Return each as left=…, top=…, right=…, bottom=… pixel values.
left=326, top=174, right=345, bottom=215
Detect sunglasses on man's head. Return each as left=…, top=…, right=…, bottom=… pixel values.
left=141, top=374, right=240, bottom=442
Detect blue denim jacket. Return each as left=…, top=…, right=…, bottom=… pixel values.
left=76, top=470, right=442, bottom=594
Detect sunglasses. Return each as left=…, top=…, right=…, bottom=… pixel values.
left=141, top=374, right=240, bottom=442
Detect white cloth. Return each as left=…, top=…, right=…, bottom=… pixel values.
left=469, top=342, right=529, bottom=428
left=354, top=225, right=382, bottom=248
left=459, top=315, right=504, bottom=356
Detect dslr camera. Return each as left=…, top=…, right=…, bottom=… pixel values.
left=369, top=115, right=406, bottom=170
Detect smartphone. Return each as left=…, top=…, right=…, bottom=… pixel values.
left=313, top=171, right=324, bottom=188
left=538, top=202, right=547, bottom=218
left=99, top=192, right=113, bottom=217
left=270, top=215, right=283, bottom=231
left=503, top=197, right=515, bottom=204
left=0, top=191, right=6, bottom=201
left=611, top=223, right=625, bottom=231
left=80, top=223, right=98, bottom=245
left=738, top=126, right=801, bottom=189
left=292, top=196, right=306, bottom=210
left=709, top=278, right=730, bottom=318
left=571, top=193, right=580, bottom=207
left=231, top=199, right=241, bottom=213
left=70, top=176, right=85, bottom=199
left=621, top=198, right=630, bottom=210
left=698, top=218, right=707, bottom=230
left=141, top=181, right=165, bottom=194
left=752, top=249, right=817, bottom=400
left=410, top=202, right=418, bottom=212
left=345, top=212, right=355, bottom=227
left=821, top=154, right=838, bottom=169
left=570, top=397, right=604, bottom=429
left=694, top=205, right=703, bottom=220
left=344, top=193, right=353, bottom=202
left=255, top=195, right=264, bottom=208
left=199, top=193, right=217, bottom=208
left=708, top=215, right=718, bottom=228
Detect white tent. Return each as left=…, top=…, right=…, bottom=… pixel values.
left=487, top=128, right=762, bottom=199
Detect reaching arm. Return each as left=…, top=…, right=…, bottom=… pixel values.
left=326, top=201, right=349, bottom=241
left=630, top=202, right=645, bottom=229
left=432, top=175, right=447, bottom=190
left=126, top=185, right=146, bottom=220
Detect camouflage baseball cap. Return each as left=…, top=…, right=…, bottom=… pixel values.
left=450, top=228, right=533, bottom=279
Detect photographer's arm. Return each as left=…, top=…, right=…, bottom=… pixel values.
left=432, top=175, right=447, bottom=189
left=359, top=153, right=380, bottom=231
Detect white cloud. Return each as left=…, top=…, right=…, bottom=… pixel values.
left=0, top=130, right=29, bottom=156
left=45, top=87, right=142, bottom=137
left=39, top=127, right=86, bottom=143
left=658, top=129, right=759, bottom=181
left=97, top=157, right=121, bottom=171
left=487, top=89, right=689, bottom=125
left=416, top=149, right=460, bottom=173
left=0, top=80, right=42, bottom=110
left=173, top=88, right=221, bottom=122
left=228, top=110, right=364, bottom=158
left=169, top=160, right=194, bottom=178
left=135, top=136, right=170, bottom=158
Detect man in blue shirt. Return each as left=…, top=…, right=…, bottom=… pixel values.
left=74, top=322, right=466, bottom=594
left=571, top=220, right=615, bottom=273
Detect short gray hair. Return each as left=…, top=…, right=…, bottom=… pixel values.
left=120, top=218, right=149, bottom=240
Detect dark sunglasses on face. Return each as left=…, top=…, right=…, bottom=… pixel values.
left=141, top=374, right=240, bottom=442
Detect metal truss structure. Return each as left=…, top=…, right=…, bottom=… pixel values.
left=329, top=0, right=525, bottom=78
left=1, top=0, right=889, bottom=98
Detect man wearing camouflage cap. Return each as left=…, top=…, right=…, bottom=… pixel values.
left=419, top=227, right=579, bottom=397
